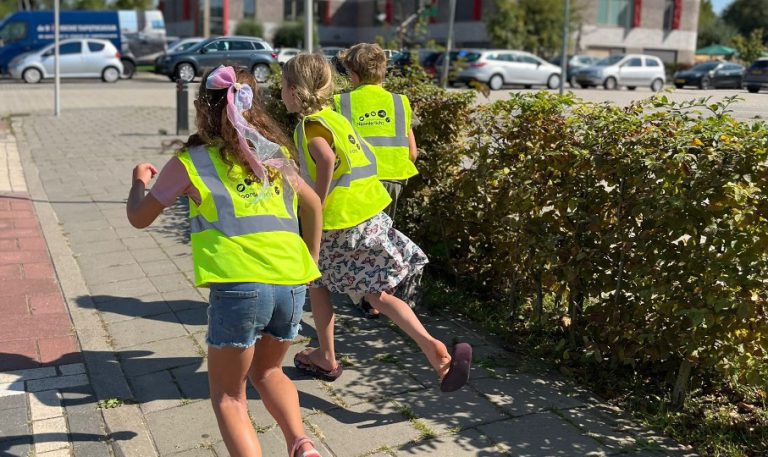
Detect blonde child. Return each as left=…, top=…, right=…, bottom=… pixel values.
left=281, top=54, right=471, bottom=392
left=127, top=66, right=324, bottom=457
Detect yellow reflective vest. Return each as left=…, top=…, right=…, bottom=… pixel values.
left=333, top=84, right=418, bottom=180
left=176, top=145, right=320, bottom=287
left=294, top=107, right=391, bottom=230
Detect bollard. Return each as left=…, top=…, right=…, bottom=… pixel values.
left=176, top=79, right=189, bottom=135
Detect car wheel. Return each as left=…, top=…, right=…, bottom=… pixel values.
left=488, top=74, right=503, bottom=91
left=524, top=84, right=532, bottom=89
left=568, top=76, right=577, bottom=87
left=546, top=73, right=560, bottom=89
left=102, top=66, right=120, bottom=83
left=579, top=83, right=591, bottom=89
left=22, top=68, right=42, bottom=84
left=252, top=63, right=270, bottom=84
left=675, top=84, right=684, bottom=89
left=699, top=76, right=710, bottom=90
left=603, top=77, right=617, bottom=90
left=627, top=86, right=636, bottom=91
left=650, top=78, right=664, bottom=92
left=746, top=86, right=760, bottom=93
left=175, top=63, right=196, bottom=83
left=120, top=59, right=135, bottom=79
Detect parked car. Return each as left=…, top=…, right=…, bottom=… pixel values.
left=155, top=36, right=276, bottom=83
left=550, top=54, right=600, bottom=86
left=672, top=61, right=744, bottom=89
left=438, top=49, right=562, bottom=90
left=150, top=37, right=204, bottom=70
left=574, top=54, right=666, bottom=91
left=744, top=58, right=768, bottom=93
left=276, top=47, right=301, bottom=65
left=8, top=38, right=123, bottom=83
left=388, top=49, right=440, bottom=76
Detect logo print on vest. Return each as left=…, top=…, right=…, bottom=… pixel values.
left=274, top=186, right=280, bottom=195
left=348, top=134, right=356, bottom=145
left=236, top=183, right=247, bottom=192
left=377, top=110, right=386, bottom=118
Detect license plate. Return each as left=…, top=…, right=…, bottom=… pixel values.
left=675, top=78, right=685, bottom=84
left=751, top=70, right=763, bottom=75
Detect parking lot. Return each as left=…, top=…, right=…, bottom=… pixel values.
left=0, top=71, right=765, bottom=121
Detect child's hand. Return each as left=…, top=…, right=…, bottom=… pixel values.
left=132, top=163, right=158, bottom=186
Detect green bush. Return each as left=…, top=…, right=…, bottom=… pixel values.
left=235, top=19, right=264, bottom=38
left=272, top=21, right=317, bottom=49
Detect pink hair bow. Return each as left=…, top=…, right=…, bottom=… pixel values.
left=206, top=65, right=298, bottom=202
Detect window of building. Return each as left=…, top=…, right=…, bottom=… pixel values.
left=244, top=0, right=255, bottom=17
left=643, top=49, right=677, bottom=64
left=597, top=0, right=634, bottom=28
left=283, top=0, right=318, bottom=20
left=663, top=0, right=675, bottom=31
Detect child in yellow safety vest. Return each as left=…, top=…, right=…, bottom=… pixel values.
left=127, top=66, right=325, bottom=457
left=334, top=43, right=420, bottom=318
left=281, top=53, right=472, bottom=393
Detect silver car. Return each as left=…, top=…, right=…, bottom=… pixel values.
left=9, top=38, right=123, bottom=84
left=446, top=49, right=562, bottom=90
left=574, top=54, right=666, bottom=91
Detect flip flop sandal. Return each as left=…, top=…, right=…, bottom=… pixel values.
left=440, top=342, right=472, bottom=393
left=293, top=351, right=344, bottom=382
left=358, top=299, right=380, bottom=319
left=290, top=436, right=321, bottom=457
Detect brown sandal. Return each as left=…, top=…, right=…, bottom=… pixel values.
left=290, top=436, right=321, bottom=457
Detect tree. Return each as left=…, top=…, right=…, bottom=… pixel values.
left=272, top=21, right=317, bottom=49
left=731, top=28, right=767, bottom=64
left=486, top=0, right=580, bottom=58
left=698, top=0, right=738, bottom=48
left=723, top=0, right=768, bottom=41
left=113, top=0, right=150, bottom=9
left=72, top=0, right=106, bottom=9
left=235, top=19, right=263, bottom=37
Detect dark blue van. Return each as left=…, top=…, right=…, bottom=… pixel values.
left=0, top=10, right=166, bottom=78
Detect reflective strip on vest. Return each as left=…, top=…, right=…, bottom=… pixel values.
left=188, top=147, right=298, bottom=237
left=339, top=92, right=408, bottom=142
left=296, top=116, right=379, bottom=190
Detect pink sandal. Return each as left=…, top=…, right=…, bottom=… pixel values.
left=290, top=437, right=321, bottom=457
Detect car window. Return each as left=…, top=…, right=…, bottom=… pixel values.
left=724, top=64, right=742, bottom=71
left=519, top=55, right=539, bottom=65
left=624, top=57, right=642, bottom=67
left=87, top=41, right=105, bottom=52
left=177, top=41, right=198, bottom=52
left=752, top=60, right=768, bottom=69
left=229, top=40, right=254, bottom=51
left=252, top=41, right=266, bottom=50
left=645, top=58, right=660, bottom=67
left=60, top=42, right=82, bottom=55
left=0, top=21, right=27, bottom=44
left=205, top=40, right=228, bottom=52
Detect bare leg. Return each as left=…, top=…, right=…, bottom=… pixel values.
left=365, top=291, right=451, bottom=379
left=208, top=345, right=262, bottom=457
left=297, top=286, right=338, bottom=371
left=248, top=335, right=316, bottom=456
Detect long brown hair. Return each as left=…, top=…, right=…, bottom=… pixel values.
left=185, top=67, right=296, bottom=181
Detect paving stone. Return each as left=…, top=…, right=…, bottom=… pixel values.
left=75, top=250, right=135, bottom=272
left=305, top=399, right=421, bottom=456
left=145, top=400, right=223, bottom=455
left=95, top=293, right=169, bottom=323
left=167, top=447, right=216, bottom=456
left=0, top=438, right=33, bottom=457
left=0, top=367, right=56, bottom=383
left=108, top=313, right=187, bottom=349
left=0, top=380, right=25, bottom=397
left=149, top=273, right=192, bottom=294
left=82, top=263, right=146, bottom=285
left=59, top=385, right=98, bottom=415
left=81, top=351, right=133, bottom=402
left=0, top=404, right=28, bottom=439
left=130, top=370, right=182, bottom=414
left=0, top=392, right=25, bottom=411
left=118, top=336, right=202, bottom=378
left=59, top=363, right=86, bottom=376
left=102, top=404, right=159, bottom=457
left=87, top=277, right=158, bottom=299
left=27, top=374, right=89, bottom=393
left=32, top=416, right=70, bottom=454
left=471, top=372, right=589, bottom=416
left=129, top=247, right=171, bottom=263
left=325, top=352, right=424, bottom=405
left=171, top=361, right=209, bottom=401
left=71, top=440, right=113, bottom=457
left=162, top=289, right=207, bottom=312
left=478, top=412, right=611, bottom=457
left=390, top=387, right=509, bottom=435
left=392, top=428, right=507, bottom=456
left=176, top=307, right=208, bottom=334
left=29, top=390, right=63, bottom=421
left=139, top=260, right=180, bottom=277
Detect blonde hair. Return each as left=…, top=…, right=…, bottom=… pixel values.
left=282, top=53, right=333, bottom=116
left=339, top=43, right=387, bottom=84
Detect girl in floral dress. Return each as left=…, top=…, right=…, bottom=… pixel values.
left=280, top=53, right=472, bottom=392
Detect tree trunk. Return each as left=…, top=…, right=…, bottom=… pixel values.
left=672, top=359, right=692, bottom=410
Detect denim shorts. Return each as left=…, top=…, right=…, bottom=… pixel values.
left=206, top=282, right=307, bottom=349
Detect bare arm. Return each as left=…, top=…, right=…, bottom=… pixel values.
left=408, top=128, right=418, bottom=162
left=126, top=163, right=165, bottom=229
left=308, top=136, right=336, bottom=204
left=294, top=177, right=323, bottom=262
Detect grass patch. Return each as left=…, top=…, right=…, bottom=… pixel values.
left=136, top=65, right=155, bottom=72
left=394, top=403, right=438, bottom=441
left=98, top=398, right=123, bottom=409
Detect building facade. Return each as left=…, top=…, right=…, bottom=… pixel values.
left=159, top=0, right=699, bottom=63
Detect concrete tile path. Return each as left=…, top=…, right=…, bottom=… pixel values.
left=0, top=107, right=699, bottom=457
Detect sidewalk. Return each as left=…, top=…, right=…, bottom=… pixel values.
left=0, top=107, right=698, bottom=457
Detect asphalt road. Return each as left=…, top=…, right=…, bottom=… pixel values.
left=1, top=72, right=766, bottom=122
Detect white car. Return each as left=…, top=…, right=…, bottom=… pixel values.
left=574, top=54, right=666, bottom=91
left=444, top=49, right=563, bottom=90
left=9, top=38, right=123, bottom=84
left=275, top=47, right=301, bottom=65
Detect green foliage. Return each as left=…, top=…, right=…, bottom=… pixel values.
left=72, top=0, right=106, bottom=9
left=486, top=0, right=580, bottom=58
left=698, top=0, right=738, bottom=48
left=731, top=28, right=768, bottom=65
left=235, top=18, right=263, bottom=38
left=272, top=21, right=317, bottom=49
left=113, top=0, right=150, bottom=8
left=98, top=398, right=123, bottom=409
left=723, top=0, right=768, bottom=40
